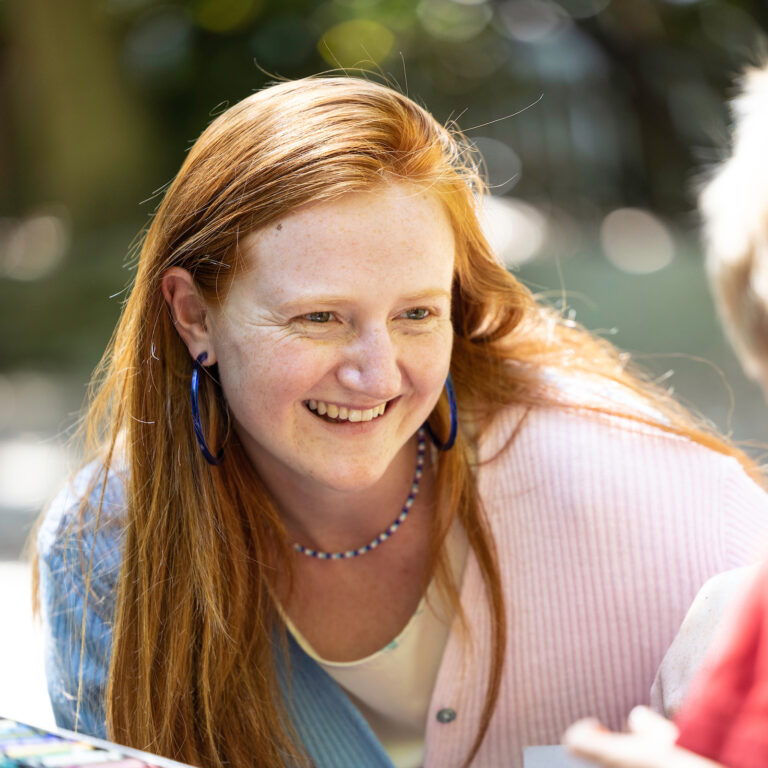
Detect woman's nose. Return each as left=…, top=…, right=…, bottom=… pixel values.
left=336, top=327, right=402, bottom=398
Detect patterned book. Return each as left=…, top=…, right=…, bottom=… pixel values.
left=0, top=717, right=196, bottom=768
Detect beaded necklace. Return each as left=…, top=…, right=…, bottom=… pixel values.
left=292, top=428, right=426, bottom=560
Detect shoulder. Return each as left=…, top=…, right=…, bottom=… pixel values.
left=479, top=371, right=716, bottom=466
left=473, top=377, right=768, bottom=598
left=481, top=401, right=701, bottom=468
left=477, top=374, right=768, bottom=522
left=36, top=461, right=125, bottom=737
left=37, top=460, right=127, bottom=602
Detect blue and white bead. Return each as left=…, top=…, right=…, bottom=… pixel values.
left=292, top=427, right=427, bottom=560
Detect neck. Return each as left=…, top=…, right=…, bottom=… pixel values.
left=254, top=435, right=429, bottom=553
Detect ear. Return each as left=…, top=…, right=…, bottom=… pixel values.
left=161, top=267, right=218, bottom=364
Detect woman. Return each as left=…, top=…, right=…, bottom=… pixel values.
left=36, top=76, right=768, bottom=768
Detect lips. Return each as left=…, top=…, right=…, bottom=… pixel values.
left=306, top=399, right=388, bottom=423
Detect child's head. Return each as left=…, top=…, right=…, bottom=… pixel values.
left=701, top=63, right=768, bottom=393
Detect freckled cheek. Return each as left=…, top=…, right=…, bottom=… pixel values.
left=218, top=334, right=336, bottom=415
left=401, top=329, right=453, bottom=393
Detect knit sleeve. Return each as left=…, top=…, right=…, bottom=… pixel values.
left=36, top=464, right=125, bottom=738
left=721, top=458, right=768, bottom=568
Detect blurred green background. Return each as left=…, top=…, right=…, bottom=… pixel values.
left=2, top=0, right=768, bottom=556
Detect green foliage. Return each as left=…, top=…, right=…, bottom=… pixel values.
left=3, top=0, right=768, bottom=380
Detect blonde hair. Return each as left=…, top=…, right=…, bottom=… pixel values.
left=39, top=76, right=764, bottom=768
left=701, top=62, right=768, bottom=383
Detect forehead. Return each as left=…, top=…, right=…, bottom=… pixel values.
left=237, top=182, right=456, bottom=298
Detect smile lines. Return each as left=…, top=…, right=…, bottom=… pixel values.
left=306, top=399, right=388, bottom=422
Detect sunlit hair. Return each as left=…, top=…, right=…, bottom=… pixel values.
left=36, top=76, right=764, bottom=768
left=700, top=62, right=768, bottom=387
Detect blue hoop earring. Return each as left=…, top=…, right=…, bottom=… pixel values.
left=424, top=373, right=458, bottom=451
left=191, top=352, right=223, bottom=465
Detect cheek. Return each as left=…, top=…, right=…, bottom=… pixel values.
left=216, top=331, right=333, bottom=412
left=402, top=326, right=454, bottom=390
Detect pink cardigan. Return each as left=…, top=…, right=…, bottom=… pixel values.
left=424, top=405, right=768, bottom=767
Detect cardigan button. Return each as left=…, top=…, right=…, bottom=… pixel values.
left=436, top=708, right=457, bottom=724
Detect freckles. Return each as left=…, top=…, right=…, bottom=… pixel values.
left=407, top=327, right=453, bottom=358
left=266, top=355, right=307, bottom=383
left=250, top=337, right=335, bottom=401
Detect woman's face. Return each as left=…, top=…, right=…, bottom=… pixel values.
left=206, top=182, right=456, bottom=496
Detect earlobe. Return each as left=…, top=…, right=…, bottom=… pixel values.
left=161, top=267, right=217, bottom=364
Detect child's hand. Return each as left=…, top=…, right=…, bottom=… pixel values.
left=563, top=706, right=722, bottom=768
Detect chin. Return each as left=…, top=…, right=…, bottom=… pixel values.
left=301, top=448, right=395, bottom=488
left=312, top=466, right=387, bottom=494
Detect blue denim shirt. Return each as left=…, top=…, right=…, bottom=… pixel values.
left=37, top=464, right=395, bottom=768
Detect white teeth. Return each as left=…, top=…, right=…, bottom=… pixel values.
left=306, top=400, right=389, bottom=421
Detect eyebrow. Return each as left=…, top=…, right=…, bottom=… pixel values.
left=276, top=289, right=451, bottom=313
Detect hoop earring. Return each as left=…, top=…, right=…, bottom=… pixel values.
left=424, top=373, right=458, bottom=451
left=191, top=352, right=224, bottom=465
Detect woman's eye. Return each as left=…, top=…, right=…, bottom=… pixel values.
left=402, top=308, right=430, bottom=320
left=303, top=311, right=333, bottom=323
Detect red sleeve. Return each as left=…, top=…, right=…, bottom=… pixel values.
left=675, top=563, right=768, bottom=768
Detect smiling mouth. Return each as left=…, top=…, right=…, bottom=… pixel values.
left=305, top=399, right=391, bottom=423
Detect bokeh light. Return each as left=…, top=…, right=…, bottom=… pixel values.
left=0, top=435, right=67, bottom=511
left=0, top=210, right=70, bottom=282
left=0, top=372, right=64, bottom=432
left=194, top=0, right=265, bottom=33
left=496, top=0, right=570, bottom=43
left=480, top=195, right=548, bottom=268
left=600, top=208, right=675, bottom=274
left=318, top=19, right=395, bottom=67
left=418, top=0, right=493, bottom=42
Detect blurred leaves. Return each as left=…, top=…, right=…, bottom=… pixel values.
left=250, top=15, right=315, bottom=69
left=193, top=0, right=265, bottom=33
left=318, top=18, right=394, bottom=67
left=418, top=0, right=493, bottom=42
left=2, top=0, right=768, bottom=374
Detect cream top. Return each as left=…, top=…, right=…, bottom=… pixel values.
left=283, top=521, right=470, bottom=768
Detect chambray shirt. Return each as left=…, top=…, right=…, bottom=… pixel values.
left=37, top=464, right=394, bottom=768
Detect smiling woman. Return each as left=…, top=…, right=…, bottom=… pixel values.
left=33, top=77, right=768, bottom=768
